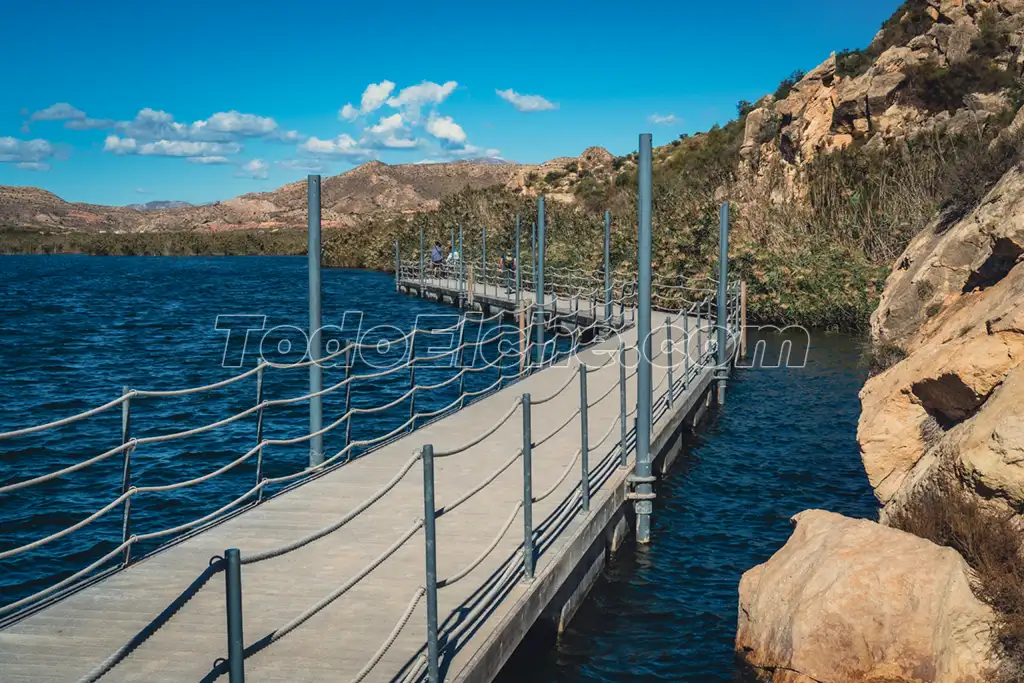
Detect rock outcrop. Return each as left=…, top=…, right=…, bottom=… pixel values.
left=861, top=162, right=1024, bottom=509
left=738, top=510, right=995, bottom=683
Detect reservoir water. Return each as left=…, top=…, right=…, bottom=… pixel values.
left=0, top=255, right=878, bottom=680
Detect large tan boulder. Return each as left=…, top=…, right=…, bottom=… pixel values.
left=737, top=510, right=995, bottom=683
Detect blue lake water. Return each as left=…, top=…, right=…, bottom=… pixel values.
left=0, top=255, right=878, bottom=680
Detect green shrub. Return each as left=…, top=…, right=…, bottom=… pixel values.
left=902, top=58, right=1019, bottom=114
left=836, top=48, right=875, bottom=78
left=773, top=70, right=806, bottom=101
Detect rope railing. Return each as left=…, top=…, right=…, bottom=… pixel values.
left=3, top=260, right=746, bottom=683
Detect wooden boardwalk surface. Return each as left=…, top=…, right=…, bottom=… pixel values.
left=0, top=305, right=717, bottom=683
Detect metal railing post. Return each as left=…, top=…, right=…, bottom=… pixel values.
left=604, top=211, right=612, bottom=322
left=459, top=222, right=465, bottom=308
left=716, top=201, right=730, bottom=404
left=515, top=214, right=521, bottom=304
left=409, top=329, right=417, bottom=432
left=224, top=548, right=245, bottom=683
left=635, top=133, right=654, bottom=544
left=343, top=344, right=352, bottom=453
left=579, top=364, right=590, bottom=512
left=308, top=174, right=324, bottom=467
left=666, top=316, right=674, bottom=408
left=521, top=394, right=535, bottom=581
left=419, top=227, right=425, bottom=296
left=684, top=312, right=690, bottom=389
left=456, top=317, right=467, bottom=400
left=254, top=367, right=266, bottom=503
left=481, top=225, right=487, bottom=298
left=618, top=342, right=628, bottom=467
left=421, top=445, right=440, bottom=683
left=119, top=386, right=133, bottom=566
left=395, top=240, right=400, bottom=292
left=696, top=301, right=703, bottom=365
left=535, top=198, right=546, bottom=367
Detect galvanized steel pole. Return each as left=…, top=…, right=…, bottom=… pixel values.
left=307, top=175, right=324, bottom=467
left=579, top=364, right=590, bottom=512
left=422, top=445, right=440, bottom=683
left=515, top=214, right=521, bottom=304
left=717, top=201, right=730, bottom=405
left=635, top=134, right=654, bottom=544
left=535, top=198, right=546, bottom=366
left=604, top=210, right=612, bottom=322
left=521, top=394, right=535, bottom=580
left=224, top=548, right=245, bottom=683
left=419, top=227, right=425, bottom=296
left=618, top=342, right=628, bottom=468
left=394, top=240, right=400, bottom=291
left=459, top=222, right=465, bottom=307
left=482, top=225, right=487, bottom=297
left=119, top=386, right=133, bottom=566
left=666, top=316, right=674, bottom=408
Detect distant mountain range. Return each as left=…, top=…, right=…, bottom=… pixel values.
left=124, top=200, right=193, bottom=211
left=0, top=151, right=612, bottom=233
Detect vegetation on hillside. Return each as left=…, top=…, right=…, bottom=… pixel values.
left=0, top=228, right=311, bottom=257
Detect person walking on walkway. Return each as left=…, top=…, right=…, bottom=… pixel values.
left=430, top=241, right=443, bottom=277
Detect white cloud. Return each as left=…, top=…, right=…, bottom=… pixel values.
left=0, top=137, right=56, bottom=165
left=108, top=108, right=297, bottom=148
left=425, top=114, right=466, bottom=144
left=186, top=156, right=230, bottom=164
left=339, top=103, right=358, bottom=121
left=495, top=89, right=557, bottom=113
left=387, top=81, right=457, bottom=122
left=201, top=111, right=277, bottom=136
left=103, top=135, right=137, bottom=155
left=65, top=118, right=115, bottom=130
left=104, top=135, right=240, bottom=158
left=363, top=113, right=419, bottom=149
left=25, top=103, right=114, bottom=131
left=139, top=140, right=241, bottom=157
left=361, top=81, right=395, bottom=114
left=368, top=113, right=404, bottom=135
left=649, top=113, right=678, bottom=125
left=300, top=134, right=370, bottom=158
left=30, top=103, right=85, bottom=121
left=238, top=158, right=269, bottom=179
left=135, top=188, right=149, bottom=194
left=278, top=158, right=327, bottom=172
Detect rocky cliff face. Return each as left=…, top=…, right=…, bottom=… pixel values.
left=736, top=3, right=1024, bottom=679
left=738, top=0, right=1024, bottom=200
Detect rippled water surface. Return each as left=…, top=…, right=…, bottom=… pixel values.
left=1, top=256, right=878, bottom=682
left=0, top=255, right=532, bottom=606
left=498, top=330, right=879, bottom=682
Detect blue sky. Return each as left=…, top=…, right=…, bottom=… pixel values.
left=0, top=0, right=902, bottom=206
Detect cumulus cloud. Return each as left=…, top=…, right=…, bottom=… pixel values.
left=24, top=103, right=114, bottom=131
left=200, top=111, right=277, bottom=136
left=339, top=80, right=396, bottom=121
left=339, top=104, right=358, bottom=121
left=186, top=156, right=230, bottom=164
left=0, top=137, right=57, bottom=168
left=238, top=158, right=269, bottom=179
left=387, top=81, right=457, bottom=122
left=363, top=113, right=419, bottom=149
left=103, top=135, right=240, bottom=158
left=425, top=114, right=466, bottom=144
left=649, top=113, right=678, bottom=125
left=103, top=135, right=138, bottom=155
left=278, top=158, right=327, bottom=172
left=495, top=89, right=557, bottom=112
left=300, top=134, right=370, bottom=158
left=30, top=103, right=86, bottom=121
